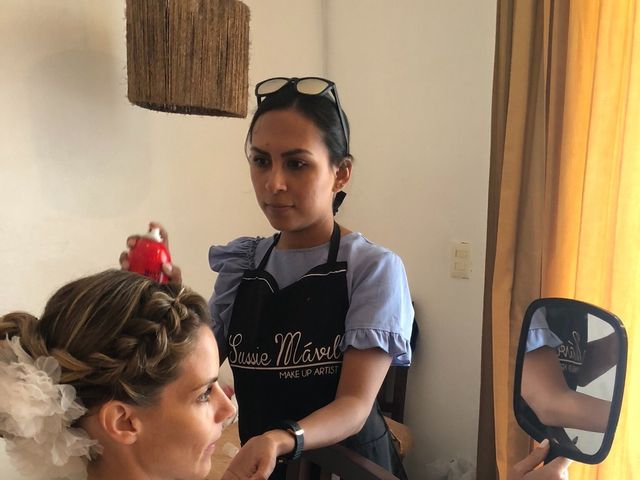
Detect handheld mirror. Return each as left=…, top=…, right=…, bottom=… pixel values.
left=513, top=298, right=628, bottom=464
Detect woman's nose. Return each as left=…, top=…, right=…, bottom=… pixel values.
left=265, top=164, right=287, bottom=193
left=214, top=385, right=237, bottom=423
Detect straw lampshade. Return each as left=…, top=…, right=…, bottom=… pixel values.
left=125, top=0, right=250, bottom=117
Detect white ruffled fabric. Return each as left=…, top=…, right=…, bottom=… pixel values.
left=0, top=336, right=100, bottom=480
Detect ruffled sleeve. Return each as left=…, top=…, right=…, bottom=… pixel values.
left=208, top=237, right=260, bottom=359
left=525, top=306, right=563, bottom=352
left=340, top=248, right=414, bottom=366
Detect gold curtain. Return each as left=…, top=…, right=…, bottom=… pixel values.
left=477, top=0, right=549, bottom=477
left=544, top=1, right=640, bottom=478
left=478, top=0, right=640, bottom=478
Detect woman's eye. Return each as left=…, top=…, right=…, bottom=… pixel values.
left=251, top=156, right=269, bottom=167
left=197, top=386, right=213, bottom=403
left=286, top=159, right=306, bottom=170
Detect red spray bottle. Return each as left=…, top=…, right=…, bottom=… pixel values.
left=128, top=227, right=172, bottom=283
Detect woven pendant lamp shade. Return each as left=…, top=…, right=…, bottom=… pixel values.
left=125, top=0, right=250, bottom=118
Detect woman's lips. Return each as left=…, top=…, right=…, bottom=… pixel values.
left=265, top=203, right=293, bottom=213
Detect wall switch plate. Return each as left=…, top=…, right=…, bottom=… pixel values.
left=451, top=241, right=472, bottom=279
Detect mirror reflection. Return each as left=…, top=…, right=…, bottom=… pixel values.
left=519, top=303, right=619, bottom=456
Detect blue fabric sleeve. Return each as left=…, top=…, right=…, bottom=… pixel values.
left=340, top=248, right=414, bottom=366
left=526, top=306, right=563, bottom=352
left=208, top=237, right=260, bottom=359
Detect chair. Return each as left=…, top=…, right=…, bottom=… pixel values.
left=377, top=364, right=410, bottom=422
left=376, top=316, right=419, bottom=458
left=286, top=444, right=401, bottom=480
left=377, top=317, right=419, bottom=422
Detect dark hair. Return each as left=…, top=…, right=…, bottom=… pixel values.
left=0, top=269, right=210, bottom=410
left=246, top=83, right=352, bottom=166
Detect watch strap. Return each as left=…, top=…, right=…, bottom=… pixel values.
left=275, top=419, right=304, bottom=463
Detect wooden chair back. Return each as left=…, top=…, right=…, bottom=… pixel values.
left=376, top=316, right=419, bottom=422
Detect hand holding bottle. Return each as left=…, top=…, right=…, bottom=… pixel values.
left=120, top=222, right=182, bottom=284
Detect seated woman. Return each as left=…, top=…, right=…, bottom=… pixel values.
left=0, top=268, right=569, bottom=480
left=0, top=269, right=236, bottom=480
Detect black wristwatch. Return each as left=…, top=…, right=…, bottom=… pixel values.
left=275, top=420, right=304, bottom=463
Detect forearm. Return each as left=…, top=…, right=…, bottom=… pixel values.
left=558, top=391, right=610, bottom=432
left=263, top=348, right=390, bottom=456
left=300, top=396, right=371, bottom=448
left=223, top=348, right=391, bottom=480
left=533, top=390, right=610, bottom=432
left=523, top=347, right=609, bottom=432
left=265, top=395, right=372, bottom=455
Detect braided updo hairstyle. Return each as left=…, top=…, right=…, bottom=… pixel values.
left=0, top=269, right=210, bottom=410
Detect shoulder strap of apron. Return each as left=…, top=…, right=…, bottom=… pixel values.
left=256, top=233, right=281, bottom=271
left=327, top=222, right=341, bottom=264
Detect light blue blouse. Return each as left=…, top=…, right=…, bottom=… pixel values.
left=526, top=306, right=563, bottom=352
left=208, top=232, right=414, bottom=366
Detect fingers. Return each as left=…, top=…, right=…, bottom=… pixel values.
left=247, top=460, right=272, bottom=480
left=149, top=221, right=169, bottom=247
left=547, top=456, right=572, bottom=477
left=221, top=436, right=277, bottom=480
left=163, top=263, right=182, bottom=285
left=221, top=469, right=243, bottom=480
left=522, top=439, right=550, bottom=473
left=126, top=235, right=139, bottom=249
left=510, top=439, right=550, bottom=479
left=250, top=466, right=271, bottom=480
left=222, top=470, right=267, bottom=480
left=222, top=462, right=265, bottom=480
left=121, top=234, right=141, bottom=271
left=119, top=251, right=130, bottom=270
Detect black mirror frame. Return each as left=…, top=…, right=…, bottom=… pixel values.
left=513, top=297, right=628, bottom=464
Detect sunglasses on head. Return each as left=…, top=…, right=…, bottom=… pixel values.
left=254, top=77, right=350, bottom=155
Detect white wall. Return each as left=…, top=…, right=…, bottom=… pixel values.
left=0, top=1, right=496, bottom=478
left=325, top=1, right=496, bottom=476
left=0, top=1, right=324, bottom=477
left=0, top=0, right=325, bottom=313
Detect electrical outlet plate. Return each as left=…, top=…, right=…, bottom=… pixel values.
left=451, top=241, right=472, bottom=279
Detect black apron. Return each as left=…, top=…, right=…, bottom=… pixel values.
left=546, top=305, right=588, bottom=390
left=227, top=223, right=407, bottom=479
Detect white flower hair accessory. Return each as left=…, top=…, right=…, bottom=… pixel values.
left=0, top=336, right=101, bottom=480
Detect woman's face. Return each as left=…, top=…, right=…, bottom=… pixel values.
left=134, top=326, right=235, bottom=479
left=248, top=108, right=348, bottom=243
